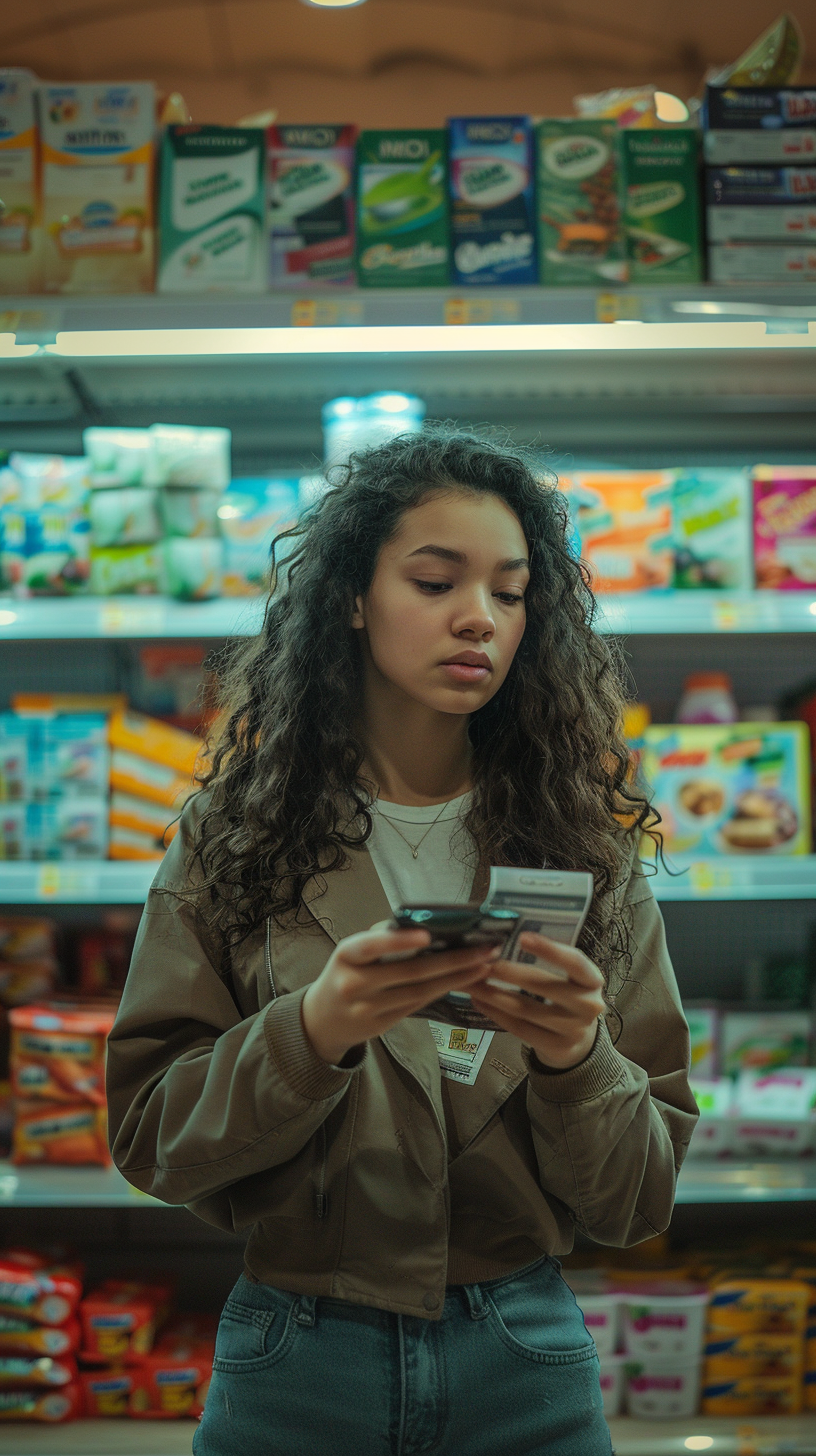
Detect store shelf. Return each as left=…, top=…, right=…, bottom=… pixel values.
left=597, top=591, right=816, bottom=635
left=0, top=1162, right=159, bottom=1207
left=0, top=861, right=157, bottom=904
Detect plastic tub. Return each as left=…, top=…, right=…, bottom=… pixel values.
left=598, top=1353, right=626, bottom=1417
left=616, top=1281, right=709, bottom=1360
left=625, top=1358, right=702, bottom=1419
left=574, top=1293, right=621, bottom=1359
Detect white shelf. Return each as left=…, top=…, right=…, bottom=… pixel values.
left=648, top=855, right=816, bottom=902
left=0, top=1161, right=159, bottom=1207
left=0, top=861, right=157, bottom=904
left=597, top=591, right=816, bottom=635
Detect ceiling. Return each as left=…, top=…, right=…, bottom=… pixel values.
left=2, top=1, right=814, bottom=128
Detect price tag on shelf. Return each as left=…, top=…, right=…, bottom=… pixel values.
left=37, top=864, right=101, bottom=901
left=99, top=601, right=167, bottom=636
left=444, top=297, right=520, bottom=325
left=595, top=292, right=643, bottom=324
left=689, top=861, right=733, bottom=897
left=290, top=299, right=364, bottom=327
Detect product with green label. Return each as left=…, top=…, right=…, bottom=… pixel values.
left=620, top=130, right=702, bottom=283
left=356, top=130, right=449, bottom=287
left=158, top=125, right=266, bottom=293
left=536, top=119, right=626, bottom=286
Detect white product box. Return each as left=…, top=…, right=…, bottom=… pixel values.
left=707, top=204, right=816, bottom=242
left=0, top=68, right=43, bottom=292
left=598, top=1354, right=627, bottom=1417
left=625, top=1359, right=702, bottom=1419
left=720, top=1011, right=811, bottom=1075
left=708, top=243, right=816, bottom=281
left=688, top=1077, right=734, bottom=1157
left=618, top=1285, right=709, bottom=1361
left=704, top=130, right=816, bottom=166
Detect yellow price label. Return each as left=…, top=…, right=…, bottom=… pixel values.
left=444, top=297, right=520, bottom=325
left=99, top=602, right=166, bottom=636
left=290, top=299, right=363, bottom=327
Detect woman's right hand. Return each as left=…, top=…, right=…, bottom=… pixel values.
left=301, top=923, right=498, bottom=1066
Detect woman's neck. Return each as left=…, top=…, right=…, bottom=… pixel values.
left=358, top=687, right=473, bottom=807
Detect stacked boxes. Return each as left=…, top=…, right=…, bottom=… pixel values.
left=9, top=1000, right=116, bottom=1165
left=0, top=1248, right=84, bottom=1422
left=0, top=69, right=43, bottom=292
left=703, top=1276, right=810, bottom=1414
left=1, top=454, right=90, bottom=598
left=79, top=1303, right=215, bottom=1420
left=108, top=708, right=202, bottom=860
left=0, top=711, right=110, bottom=860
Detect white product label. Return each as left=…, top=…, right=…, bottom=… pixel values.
left=271, top=158, right=349, bottom=222
left=456, top=158, right=527, bottom=207
left=427, top=1023, right=495, bottom=1085
left=172, top=150, right=259, bottom=232
left=161, top=215, right=261, bottom=289
left=454, top=232, right=533, bottom=274
left=543, top=136, right=609, bottom=179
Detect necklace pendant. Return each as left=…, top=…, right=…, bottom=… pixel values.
left=411, top=848, right=419, bottom=859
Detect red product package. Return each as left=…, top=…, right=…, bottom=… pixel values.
left=80, top=1366, right=140, bottom=1418
left=155, top=1313, right=218, bottom=1350
left=9, top=1001, right=117, bottom=1106
left=80, top=1280, right=174, bottom=1363
left=0, top=1355, right=77, bottom=1387
left=0, top=1260, right=82, bottom=1326
left=0, top=1383, right=83, bottom=1421
left=0, top=1315, right=81, bottom=1357
left=131, top=1342, right=213, bottom=1419
left=12, top=1100, right=110, bottom=1166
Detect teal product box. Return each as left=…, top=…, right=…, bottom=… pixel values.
left=620, top=129, right=703, bottom=283
left=158, top=126, right=266, bottom=293
left=268, top=125, right=356, bottom=287
left=673, top=468, right=753, bottom=590
left=356, top=130, right=449, bottom=287
left=448, top=116, right=536, bottom=285
left=220, top=477, right=300, bottom=596
left=537, top=119, right=627, bottom=285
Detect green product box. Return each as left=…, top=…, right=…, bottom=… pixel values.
left=620, top=129, right=703, bottom=284
left=536, top=120, right=627, bottom=286
left=158, top=125, right=266, bottom=294
left=356, top=130, right=449, bottom=287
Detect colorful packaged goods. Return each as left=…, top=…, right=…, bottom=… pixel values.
left=0, top=1255, right=82, bottom=1326
left=131, top=1326, right=215, bottom=1418
left=704, top=86, right=816, bottom=166
left=9, top=1001, right=116, bottom=1165
left=108, top=707, right=204, bottom=817
left=0, top=916, right=57, bottom=1009
left=90, top=544, right=161, bottom=595
left=0, top=1317, right=80, bottom=1357
left=701, top=1375, right=803, bottom=1415
left=0, top=69, right=43, bottom=293
left=536, top=119, right=626, bottom=286
left=0, top=1354, right=77, bottom=1387
left=83, top=428, right=152, bottom=488
left=109, top=794, right=177, bottom=860
left=267, top=124, right=356, bottom=288
left=564, top=470, right=674, bottom=593
left=704, top=1330, right=805, bottom=1378
left=158, top=125, right=266, bottom=293
left=38, top=82, right=155, bottom=294
left=642, top=722, right=812, bottom=856
left=356, top=130, right=449, bottom=287
left=146, top=423, right=231, bottom=490
left=80, top=1366, right=140, bottom=1417
left=1, top=453, right=90, bottom=597
left=709, top=243, right=816, bottom=282
left=684, top=1005, right=718, bottom=1078
left=12, top=1101, right=109, bottom=1165
left=672, top=468, right=753, bottom=590
left=88, top=485, right=161, bottom=549
left=0, top=1385, right=83, bottom=1421
left=219, top=476, right=300, bottom=595
left=79, top=1279, right=173, bottom=1363
left=448, top=116, right=536, bottom=286
left=708, top=1277, right=810, bottom=1336
left=720, top=1011, right=812, bottom=1074
left=753, top=465, right=816, bottom=589
left=619, top=130, right=703, bottom=283
left=706, top=165, right=816, bottom=243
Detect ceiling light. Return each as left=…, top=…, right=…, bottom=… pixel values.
left=300, top=0, right=368, bottom=8
left=654, top=91, right=690, bottom=123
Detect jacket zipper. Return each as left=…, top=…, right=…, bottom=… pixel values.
left=267, top=919, right=329, bottom=1219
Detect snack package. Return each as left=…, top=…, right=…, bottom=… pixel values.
left=704, top=86, right=816, bottom=166
left=574, top=86, right=659, bottom=129
left=672, top=468, right=753, bottom=590
left=109, top=709, right=203, bottom=778
left=0, top=68, right=43, bottom=293
left=12, top=1102, right=110, bottom=1166
left=76, top=918, right=139, bottom=996
left=0, top=1384, right=83, bottom=1421
left=753, top=465, right=816, bottom=589
left=704, top=1330, right=805, bottom=1378
left=448, top=116, right=536, bottom=286
left=536, top=119, right=626, bottom=287
left=0, top=1258, right=83, bottom=1325
left=0, top=805, right=28, bottom=859
left=157, top=485, right=220, bottom=539
left=158, top=126, right=266, bottom=293
left=80, top=1366, right=139, bottom=1417
left=708, top=1277, right=811, bottom=1335
left=26, top=799, right=110, bottom=860
left=620, top=130, right=703, bottom=283
left=38, top=82, right=155, bottom=294
left=79, top=1279, right=173, bottom=1363
left=82, top=428, right=152, bottom=488
left=720, top=1014, right=812, bottom=1075
left=219, top=476, right=300, bottom=595
left=267, top=124, right=356, bottom=287
left=110, top=793, right=176, bottom=848
left=0, top=1355, right=77, bottom=1387
left=89, top=544, right=161, bottom=595
left=42, top=715, right=109, bottom=798
left=706, top=166, right=816, bottom=243
left=108, top=823, right=171, bottom=861
left=0, top=1317, right=81, bottom=1358
left=147, top=425, right=231, bottom=489
left=356, top=130, right=449, bottom=287
left=109, top=751, right=196, bottom=811
left=0, top=716, right=31, bottom=800
left=10, top=1000, right=115, bottom=1106
left=642, top=722, right=812, bottom=856
left=701, top=1375, right=803, bottom=1415
left=131, top=1341, right=214, bottom=1418
left=161, top=537, right=223, bottom=601
left=2, top=454, right=90, bottom=597
left=89, top=486, right=160, bottom=548
left=564, top=470, right=674, bottom=592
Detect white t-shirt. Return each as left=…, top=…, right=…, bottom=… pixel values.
left=366, top=791, right=478, bottom=912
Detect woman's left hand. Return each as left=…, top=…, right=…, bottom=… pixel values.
left=468, top=932, right=606, bottom=1071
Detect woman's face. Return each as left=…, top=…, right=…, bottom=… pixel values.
left=353, top=490, right=530, bottom=715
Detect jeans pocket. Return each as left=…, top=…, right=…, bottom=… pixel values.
left=212, top=1293, right=298, bottom=1373
left=485, top=1260, right=598, bottom=1365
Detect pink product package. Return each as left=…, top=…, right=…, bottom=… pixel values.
left=753, top=466, right=816, bottom=590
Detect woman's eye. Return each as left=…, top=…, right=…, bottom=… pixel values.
left=414, top=579, right=451, bottom=593
left=496, top=593, right=524, bottom=606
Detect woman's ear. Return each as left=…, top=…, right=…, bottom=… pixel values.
left=351, top=594, right=365, bottom=630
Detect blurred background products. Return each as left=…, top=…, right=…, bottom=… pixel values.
left=268, top=124, right=357, bottom=289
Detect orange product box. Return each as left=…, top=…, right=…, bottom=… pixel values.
left=9, top=1001, right=116, bottom=1106
left=0, top=1259, right=82, bottom=1326
left=131, top=1341, right=213, bottom=1418
left=110, top=749, right=198, bottom=811
left=80, top=1280, right=174, bottom=1363
left=108, top=709, right=203, bottom=777
left=701, top=1374, right=803, bottom=1416
left=0, top=1383, right=83, bottom=1421
left=12, top=693, right=127, bottom=716
left=564, top=469, right=675, bottom=592
left=0, top=1316, right=80, bottom=1357
left=708, top=1277, right=811, bottom=1335
left=0, top=1354, right=77, bottom=1387
left=12, top=1100, right=110, bottom=1166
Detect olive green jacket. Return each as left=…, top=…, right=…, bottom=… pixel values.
left=106, top=795, right=698, bottom=1321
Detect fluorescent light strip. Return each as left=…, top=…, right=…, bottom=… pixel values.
left=0, top=334, right=39, bottom=358
left=41, top=321, right=816, bottom=357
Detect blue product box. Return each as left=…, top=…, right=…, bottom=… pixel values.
left=705, top=87, right=816, bottom=129
left=706, top=166, right=816, bottom=205
left=448, top=116, right=537, bottom=285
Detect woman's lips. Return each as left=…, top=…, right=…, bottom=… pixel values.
left=440, top=663, right=491, bottom=683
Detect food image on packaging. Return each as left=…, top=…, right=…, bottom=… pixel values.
left=356, top=130, right=449, bottom=287
left=2, top=453, right=90, bottom=598
left=753, top=465, right=816, bottom=588
left=672, top=468, right=753, bottom=590
left=642, top=723, right=811, bottom=857
left=563, top=470, right=674, bottom=592
left=268, top=124, right=356, bottom=287
left=0, top=68, right=43, bottom=293
left=620, top=130, right=702, bottom=283
left=536, top=119, right=626, bottom=286
left=448, top=116, right=536, bottom=286
left=38, top=82, right=155, bottom=295
left=720, top=1011, right=812, bottom=1074
left=158, top=126, right=266, bottom=293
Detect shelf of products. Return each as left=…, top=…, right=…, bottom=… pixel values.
left=0, top=1161, right=159, bottom=1208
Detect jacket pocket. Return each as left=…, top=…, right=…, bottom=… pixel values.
left=212, top=1292, right=300, bottom=1373
left=484, top=1260, right=598, bottom=1366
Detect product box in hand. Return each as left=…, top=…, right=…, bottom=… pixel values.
left=38, top=82, right=155, bottom=294
left=753, top=465, right=816, bottom=589
left=158, top=126, right=266, bottom=293
left=356, top=130, right=449, bottom=287
left=219, top=476, right=300, bottom=595
left=642, top=722, right=811, bottom=856
left=0, top=69, right=43, bottom=293
left=706, top=166, right=816, bottom=242
left=268, top=124, right=356, bottom=288
left=448, top=116, right=536, bottom=286
left=620, top=130, right=702, bottom=283
left=536, top=119, right=626, bottom=286
left=704, top=85, right=816, bottom=165
left=672, top=468, right=753, bottom=590
left=563, top=470, right=674, bottom=593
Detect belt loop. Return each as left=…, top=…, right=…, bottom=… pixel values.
left=294, top=1295, right=317, bottom=1327
left=462, top=1283, right=490, bottom=1321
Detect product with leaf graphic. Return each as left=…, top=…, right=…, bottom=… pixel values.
left=356, top=130, right=450, bottom=287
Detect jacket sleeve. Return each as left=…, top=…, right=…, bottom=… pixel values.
left=519, top=862, right=699, bottom=1247
left=106, top=800, right=367, bottom=1215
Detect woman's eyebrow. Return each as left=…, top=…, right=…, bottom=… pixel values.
left=407, top=544, right=530, bottom=570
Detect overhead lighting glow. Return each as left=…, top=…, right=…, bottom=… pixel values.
left=0, top=334, right=38, bottom=359
left=655, top=91, right=690, bottom=123
left=300, top=0, right=367, bottom=7
left=0, top=611, right=19, bottom=627
left=683, top=1440, right=714, bottom=1452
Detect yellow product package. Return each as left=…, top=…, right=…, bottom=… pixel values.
left=563, top=470, right=674, bottom=592
left=38, top=82, right=155, bottom=294
left=701, top=1374, right=802, bottom=1416
left=108, top=708, right=202, bottom=776
left=707, top=1278, right=811, bottom=1335
left=0, top=69, right=42, bottom=292
left=704, top=1331, right=805, bottom=1378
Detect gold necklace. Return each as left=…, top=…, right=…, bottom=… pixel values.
left=373, top=797, right=458, bottom=860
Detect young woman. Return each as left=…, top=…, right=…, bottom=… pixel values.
left=106, top=430, right=698, bottom=1456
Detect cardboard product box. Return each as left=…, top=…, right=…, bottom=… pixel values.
left=563, top=470, right=674, bottom=593
left=720, top=1012, right=812, bottom=1075
left=705, top=130, right=816, bottom=166
left=706, top=165, right=816, bottom=242
left=80, top=1280, right=172, bottom=1362
left=26, top=798, right=110, bottom=860
left=158, top=126, right=266, bottom=293
left=0, top=69, right=43, bottom=293
left=448, top=116, right=536, bottom=286
left=709, top=243, right=816, bottom=281
left=536, top=119, right=626, bottom=286
left=708, top=1277, right=811, bottom=1336
left=12, top=1100, right=110, bottom=1165
left=704, top=1331, right=805, bottom=1379
left=620, top=130, right=703, bottom=283
left=672, top=468, right=753, bottom=590
left=705, top=87, right=816, bottom=166
left=268, top=124, right=356, bottom=288
left=356, top=130, right=449, bottom=287
left=38, top=82, right=155, bottom=294
left=753, top=465, right=816, bottom=589
left=701, top=1375, right=803, bottom=1416
left=642, top=722, right=812, bottom=857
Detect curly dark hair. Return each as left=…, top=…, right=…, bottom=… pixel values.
left=190, top=427, right=657, bottom=992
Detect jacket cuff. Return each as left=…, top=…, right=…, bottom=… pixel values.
left=264, top=986, right=367, bottom=1101
left=522, top=1018, right=625, bottom=1104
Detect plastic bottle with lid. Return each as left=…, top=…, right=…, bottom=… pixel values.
left=676, top=672, right=738, bottom=725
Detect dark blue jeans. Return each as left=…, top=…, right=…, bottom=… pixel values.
left=193, top=1253, right=613, bottom=1456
